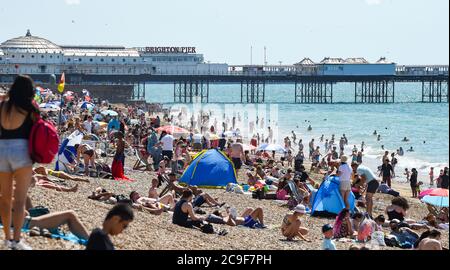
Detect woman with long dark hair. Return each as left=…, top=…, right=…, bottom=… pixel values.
left=0, top=75, right=39, bottom=250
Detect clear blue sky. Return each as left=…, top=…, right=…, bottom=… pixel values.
left=0, top=0, right=448, bottom=65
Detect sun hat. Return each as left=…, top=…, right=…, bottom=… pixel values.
left=340, top=156, right=348, bottom=163
left=294, top=204, right=306, bottom=214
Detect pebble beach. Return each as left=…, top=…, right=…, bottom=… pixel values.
left=1, top=155, right=447, bottom=251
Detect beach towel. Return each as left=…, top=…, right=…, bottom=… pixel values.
left=111, top=159, right=134, bottom=182
left=0, top=224, right=87, bottom=246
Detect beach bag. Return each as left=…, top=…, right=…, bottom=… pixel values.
left=29, top=113, right=59, bottom=164
left=252, top=189, right=265, bottom=200
left=200, top=223, right=215, bottom=234
left=384, top=235, right=400, bottom=247
left=28, top=206, right=50, bottom=217
left=370, top=231, right=386, bottom=246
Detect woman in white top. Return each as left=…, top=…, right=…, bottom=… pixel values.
left=337, top=156, right=352, bottom=210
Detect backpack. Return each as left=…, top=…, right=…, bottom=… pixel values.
left=200, top=223, right=215, bottom=234
left=29, top=113, right=59, bottom=164
left=28, top=206, right=50, bottom=217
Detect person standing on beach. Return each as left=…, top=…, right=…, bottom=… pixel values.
left=439, top=167, right=449, bottom=189
left=338, top=156, right=352, bottom=210
left=379, top=159, right=394, bottom=188
left=404, top=168, right=410, bottom=183
left=356, top=151, right=363, bottom=164
left=113, top=131, right=125, bottom=172
left=324, top=139, right=329, bottom=151
left=86, top=204, right=134, bottom=250
left=351, top=163, right=380, bottom=217
left=0, top=75, right=39, bottom=250
left=230, top=139, right=245, bottom=176
left=410, top=168, right=418, bottom=198
left=308, top=139, right=315, bottom=160
left=429, top=167, right=434, bottom=187
left=298, top=139, right=304, bottom=153
left=320, top=134, right=324, bottom=142
left=160, top=131, right=174, bottom=161
left=291, top=131, right=297, bottom=144
left=361, top=141, right=365, bottom=152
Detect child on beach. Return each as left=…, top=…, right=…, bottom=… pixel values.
left=404, top=168, right=410, bottom=183
left=322, top=224, right=337, bottom=250
left=86, top=203, right=134, bottom=250
left=281, top=204, right=310, bottom=242
left=429, top=167, right=434, bottom=187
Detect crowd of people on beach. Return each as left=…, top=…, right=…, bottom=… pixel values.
left=0, top=75, right=448, bottom=250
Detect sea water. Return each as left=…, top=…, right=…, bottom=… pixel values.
left=145, top=83, right=449, bottom=181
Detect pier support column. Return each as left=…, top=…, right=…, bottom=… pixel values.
left=241, top=80, right=265, bottom=103
left=132, top=82, right=146, bottom=101
left=294, top=81, right=333, bottom=104
left=173, top=80, right=209, bottom=103
left=354, top=80, right=394, bottom=103
left=422, top=80, right=448, bottom=103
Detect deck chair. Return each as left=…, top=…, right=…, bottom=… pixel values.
left=132, top=147, right=152, bottom=171
left=158, top=174, right=172, bottom=197
left=287, top=180, right=303, bottom=202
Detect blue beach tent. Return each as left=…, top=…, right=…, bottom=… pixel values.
left=179, top=149, right=238, bottom=187
left=311, top=175, right=355, bottom=217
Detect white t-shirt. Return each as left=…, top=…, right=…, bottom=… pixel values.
left=160, top=134, right=174, bottom=151
left=83, top=121, right=93, bottom=134
left=357, top=165, right=378, bottom=183
left=338, top=163, right=352, bottom=183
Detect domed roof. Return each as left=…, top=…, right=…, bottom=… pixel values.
left=0, top=30, right=62, bottom=54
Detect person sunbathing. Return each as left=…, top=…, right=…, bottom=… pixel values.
left=33, top=166, right=89, bottom=183
left=148, top=178, right=175, bottom=209
left=88, top=187, right=116, bottom=202
left=281, top=204, right=310, bottom=242
left=205, top=207, right=266, bottom=228
left=129, top=191, right=165, bottom=215
left=23, top=209, right=90, bottom=241
left=31, top=175, right=78, bottom=193
left=164, top=173, right=224, bottom=208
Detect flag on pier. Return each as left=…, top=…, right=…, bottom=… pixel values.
left=57, top=73, right=65, bottom=93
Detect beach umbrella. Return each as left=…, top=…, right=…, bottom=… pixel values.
left=156, top=125, right=189, bottom=135
left=39, top=103, right=60, bottom=112
left=101, top=110, right=118, bottom=117
left=421, top=195, right=449, bottom=208
left=257, top=143, right=287, bottom=153
left=79, top=101, right=95, bottom=110
left=419, top=188, right=449, bottom=199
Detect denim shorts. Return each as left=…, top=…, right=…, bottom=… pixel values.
left=0, top=139, right=33, bottom=173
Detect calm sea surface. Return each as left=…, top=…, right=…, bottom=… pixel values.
left=144, top=82, right=449, bottom=181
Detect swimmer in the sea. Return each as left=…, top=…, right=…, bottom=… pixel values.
left=377, top=135, right=381, bottom=141
left=307, top=125, right=312, bottom=131
left=402, top=137, right=409, bottom=142
left=373, top=130, right=377, bottom=135
left=407, top=146, right=414, bottom=152
left=381, top=145, right=385, bottom=150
